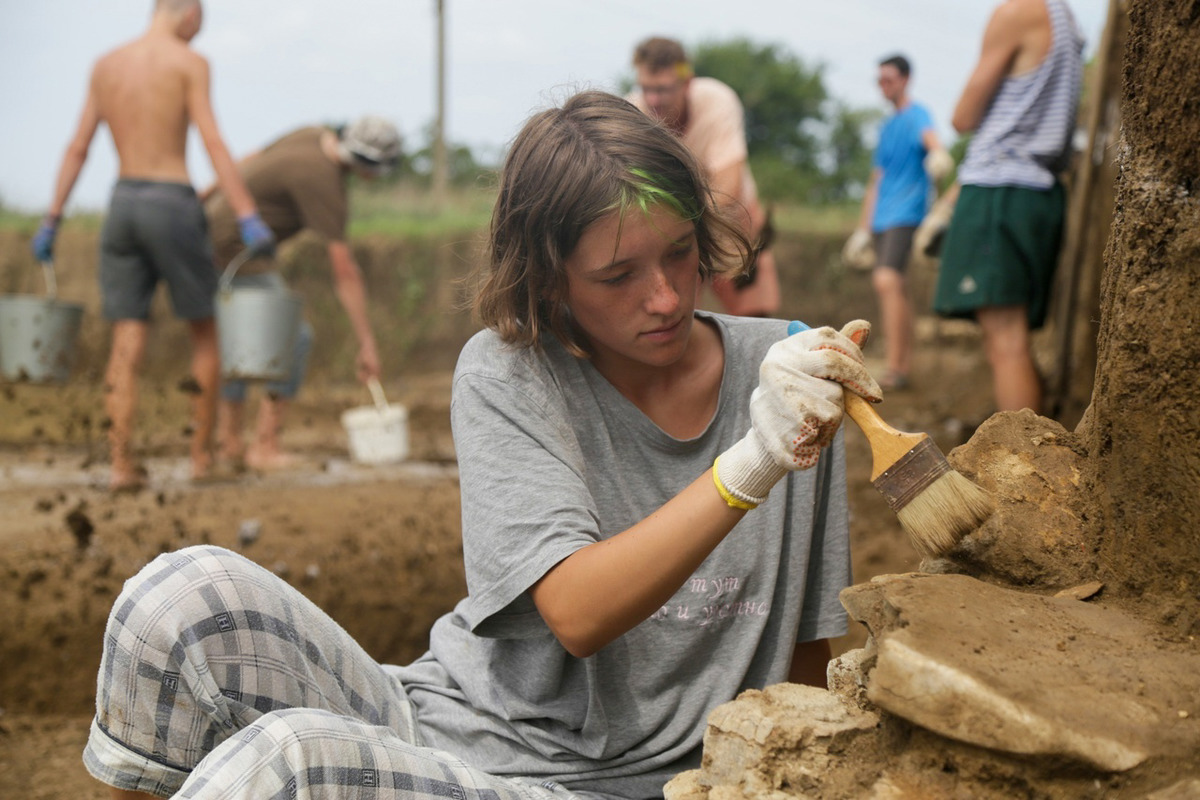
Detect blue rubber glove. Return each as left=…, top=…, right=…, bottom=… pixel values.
left=238, top=213, right=276, bottom=257
left=31, top=216, right=60, bottom=262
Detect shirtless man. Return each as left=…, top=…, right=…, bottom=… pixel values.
left=933, top=0, right=1083, bottom=413
left=31, top=0, right=274, bottom=490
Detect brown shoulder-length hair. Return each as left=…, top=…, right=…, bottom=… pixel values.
left=472, top=90, right=751, bottom=357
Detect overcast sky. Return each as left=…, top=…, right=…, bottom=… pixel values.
left=0, top=0, right=1109, bottom=213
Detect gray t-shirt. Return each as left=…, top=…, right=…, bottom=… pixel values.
left=392, top=311, right=851, bottom=799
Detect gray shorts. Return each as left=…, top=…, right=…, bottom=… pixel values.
left=872, top=225, right=917, bottom=273
left=100, top=180, right=217, bottom=321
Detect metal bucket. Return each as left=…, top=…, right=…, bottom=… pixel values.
left=0, top=294, right=85, bottom=384
left=215, top=249, right=303, bottom=382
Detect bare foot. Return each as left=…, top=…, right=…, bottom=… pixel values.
left=191, top=454, right=248, bottom=485
left=218, top=438, right=245, bottom=467
left=245, top=448, right=305, bottom=472
left=880, top=371, right=911, bottom=391
left=214, top=452, right=247, bottom=474
left=109, top=464, right=148, bottom=493
left=190, top=450, right=215, bottom=483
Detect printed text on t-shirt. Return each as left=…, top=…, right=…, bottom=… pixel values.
left=649, top=574, right=769, bottom=628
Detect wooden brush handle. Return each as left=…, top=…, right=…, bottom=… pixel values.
left=843, top=392, right=929, bottom=481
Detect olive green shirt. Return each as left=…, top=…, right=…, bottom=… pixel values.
left=207, top=126, right=348, bottom=274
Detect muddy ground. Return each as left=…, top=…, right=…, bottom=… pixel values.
left=0, top=228, right=1003, bottom=798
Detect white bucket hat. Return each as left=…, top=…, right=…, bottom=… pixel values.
left=338, top=115, right=402, bottom=174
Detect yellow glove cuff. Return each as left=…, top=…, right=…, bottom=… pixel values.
left=712, top=457, right=760, bottom=511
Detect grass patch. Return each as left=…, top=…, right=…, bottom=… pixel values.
left=0, top=209, right=40, bottom=233
left=349, top=182, right=497, bottom=239
left=770, top=202, right=858, bottom=237
left=0, top=209, right=105, bottom=233
left=0, top=190, right=857, bottom=242
left=350, top=185, right=857, bottom=242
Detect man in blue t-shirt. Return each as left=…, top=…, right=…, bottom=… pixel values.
left=848, top=54, right=951, bottom=390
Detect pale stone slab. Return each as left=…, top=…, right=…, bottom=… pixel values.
left=840, top=573, right=1200, bottom=771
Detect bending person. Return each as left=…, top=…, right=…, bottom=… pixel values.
left=205, top=117, right=399, bottom=471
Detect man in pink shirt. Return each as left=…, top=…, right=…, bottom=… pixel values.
left=628, top=37, right=780, bottom=317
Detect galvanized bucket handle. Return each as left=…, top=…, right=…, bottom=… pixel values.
left=38, top=260, right=58, bottom=299
left=218, top=247, right=260, bottom=292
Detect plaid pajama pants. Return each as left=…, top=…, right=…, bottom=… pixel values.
left=82, top=546, right=574, bottom=800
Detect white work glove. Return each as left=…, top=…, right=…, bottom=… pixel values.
left=915, top=193, right=956, bottom=258
left=924, top=148, right=955, bottom=184
left=840, top=228, right=875, bottom=272
left=714, top=321, right=883, bottom=510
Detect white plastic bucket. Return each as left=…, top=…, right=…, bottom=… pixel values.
left=0, top=294, right=85, bottom=383
left=342, top=403, right=409, bottom=465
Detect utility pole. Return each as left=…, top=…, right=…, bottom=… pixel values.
left=432, top=0, right=448, bottom=208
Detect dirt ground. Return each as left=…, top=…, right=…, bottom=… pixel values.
left=0, top=225, right=1005, bottom=798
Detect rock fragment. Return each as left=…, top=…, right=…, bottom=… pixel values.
left=665, top=683, right=879, bottom=800
left=237, top=518, right=261, bottom=546
left=840, top=572, right=1200, bottom=771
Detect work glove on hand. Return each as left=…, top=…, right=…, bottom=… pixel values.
left=31, top=215, right=60, bottom=262
left=840, top=228, right=875, bottom=272
left=915, top=193, right=956, bottom=259
left=714, top=320, right=882, bottom=509
left=924, top=148, right=955, bottom=185
left=238, top=213, right=276, bottom=257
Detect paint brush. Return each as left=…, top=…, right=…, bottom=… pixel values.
left=842, top=392, right=994, bottom=557
left=784, top=320, right=993, bottom=557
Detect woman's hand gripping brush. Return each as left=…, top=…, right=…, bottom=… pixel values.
left=714, top=320, right=882, bottom=510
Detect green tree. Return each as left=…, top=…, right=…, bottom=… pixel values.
left=407, top=123, right=493, bottom=188
left=693, top=39, right=827, bottom=168
left=823, top=103, right=883, bottom=202
left=688, top=38, right=876, bottom=203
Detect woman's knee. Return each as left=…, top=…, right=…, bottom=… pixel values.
left=116, top=546, right=256, bottom=611
left=104, top=546, right=270, bottom=660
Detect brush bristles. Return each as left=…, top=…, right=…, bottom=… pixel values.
left=895, top=469, right=994, bottom=558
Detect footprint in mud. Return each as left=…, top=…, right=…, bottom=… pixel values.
left=177, top=377, right=202, bottom=395
left=65, top=504, right=94, bottom=550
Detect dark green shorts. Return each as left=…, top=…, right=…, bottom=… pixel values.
left=932, top=183, right=1065, bottom=330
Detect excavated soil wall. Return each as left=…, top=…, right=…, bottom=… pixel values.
left=1081, top=0, right=1200, bottom=629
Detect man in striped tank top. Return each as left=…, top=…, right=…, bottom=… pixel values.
left=934, top=0, right=1084, bottom=414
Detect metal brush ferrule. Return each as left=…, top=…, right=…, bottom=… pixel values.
left=871, top=437, right=951, bottom=513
